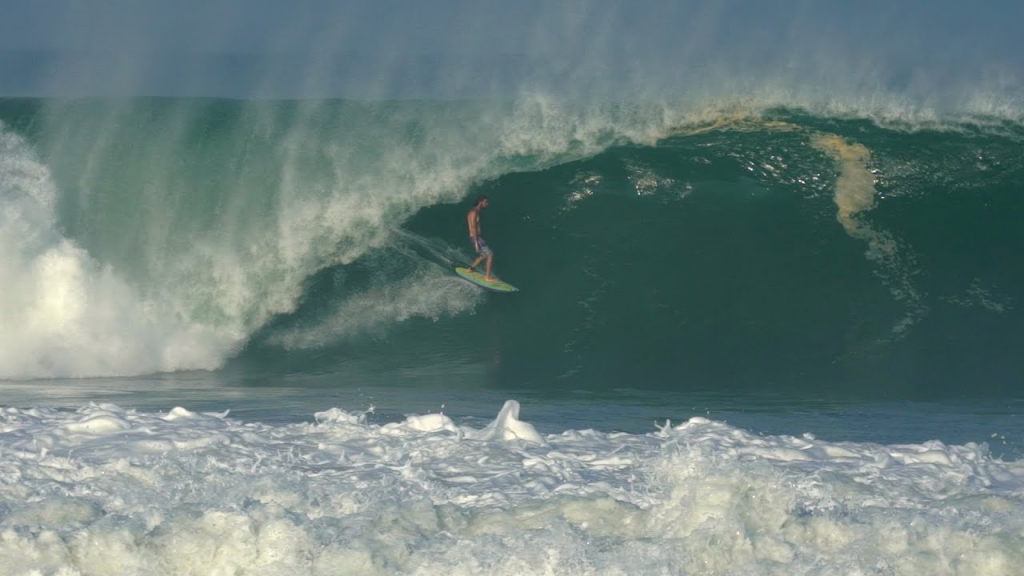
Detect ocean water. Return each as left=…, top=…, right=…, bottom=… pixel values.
left=1, top=94, right=1023, bottom=575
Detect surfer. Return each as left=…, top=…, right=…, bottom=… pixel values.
left=466, top=195, right=494, bottom=281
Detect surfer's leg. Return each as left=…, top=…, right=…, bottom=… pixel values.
left=473, top=240, right=493, bottom=276
left=468, top=237, right=488, bottom=272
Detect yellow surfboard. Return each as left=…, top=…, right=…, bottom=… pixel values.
left=455, top=267, right=519, bottom=292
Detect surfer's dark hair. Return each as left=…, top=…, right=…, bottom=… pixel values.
left=475, top=195, right=489, bottom=206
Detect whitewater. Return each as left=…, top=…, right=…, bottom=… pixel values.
left=2, top=401, right=1022, bottom=576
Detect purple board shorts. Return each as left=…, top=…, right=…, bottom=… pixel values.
left=473, top=237, right=493, bottom=257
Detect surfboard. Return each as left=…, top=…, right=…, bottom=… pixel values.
left=455, top=267, right=519, bottom=292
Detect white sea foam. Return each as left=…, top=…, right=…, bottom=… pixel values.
left=0, top=126, right=237, bottom=379
left=1, top=401, right=1021, bottom=575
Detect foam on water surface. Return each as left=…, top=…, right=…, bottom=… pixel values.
left=1, top=401, right=1022, bottom=575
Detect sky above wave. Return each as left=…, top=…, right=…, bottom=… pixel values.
left=1, top=0, right=1021, bottom=98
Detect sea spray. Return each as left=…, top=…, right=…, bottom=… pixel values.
left=0, top=124, right=235, bottom=378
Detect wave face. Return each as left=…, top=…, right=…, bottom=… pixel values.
left=320, top=110, right=1023, bottom=401
left=0, top=98, right=1022, bottom=401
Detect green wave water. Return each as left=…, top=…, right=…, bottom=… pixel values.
left=0, top=98, right=1021, bottom=406
left=264, top=112, right=1024, bottom=404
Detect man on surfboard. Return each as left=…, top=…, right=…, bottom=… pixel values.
left=466, top=195, right=494, bottom=281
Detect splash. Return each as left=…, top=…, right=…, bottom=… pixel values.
left=0, top=125, right=237, bottom=379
